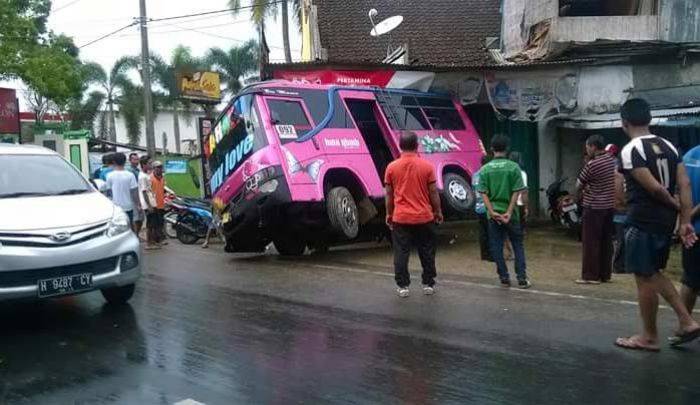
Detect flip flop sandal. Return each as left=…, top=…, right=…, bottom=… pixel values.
left=668, top=328, right=700, bottom=347
left=615, top=337, right=661, bottom=352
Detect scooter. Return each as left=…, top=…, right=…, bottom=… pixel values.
left=545, top=178, right=582, bottom=237
left=165, top=197, right=213, bottom=245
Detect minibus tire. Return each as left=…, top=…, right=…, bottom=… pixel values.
left=327, top=187, right=360, bottom=239
left=443, top=173, right=475, bottom=215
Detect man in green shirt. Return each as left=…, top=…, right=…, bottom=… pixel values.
left=478, top=135, right=531, bottom=288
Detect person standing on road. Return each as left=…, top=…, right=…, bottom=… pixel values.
left=478, top=135, right=531, bottom=289
left=509, top=151, right=529, bottom=231
left=385, top=131, right=444, bottom=298
left=127, top=153, right=145, bottom=237
left=575, top=135, right=617, bottom=285
left=678, top=144, right=700, bottom=334
left=473, top=155, right=493, bottom=262
left=139, top=156, right=159, bottom=250
left=615, top=98, right=700, bottom=352
left=150, top=160, right=168, bottom=246
left=104, top=153, right=141, bottom=228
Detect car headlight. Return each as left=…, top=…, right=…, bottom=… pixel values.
left=107, top=209, right=131, bottom=237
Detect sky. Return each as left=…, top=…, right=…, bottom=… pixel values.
left=7, top=0, right=303, bottom=109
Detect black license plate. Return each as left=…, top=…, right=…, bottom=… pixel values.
left=37, top=273, right=93, bottom=298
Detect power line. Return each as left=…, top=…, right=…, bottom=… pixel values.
left=148, top=1, right=285, bottom=23
left=153, top=20, right=300, bottom=53
left=78, top=22, right=138, bottom=48
left=74, top=1, right=286, bottom=50
left=53, top=0, right=85, bottom=13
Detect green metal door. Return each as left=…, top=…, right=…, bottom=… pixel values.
left=466, top=105, right=540, bottom=212
left=69, top=144, right=82, bottom=171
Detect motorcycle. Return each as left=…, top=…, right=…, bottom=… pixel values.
left=545, top=178, right=582, bottom=238
left=164, top=197, right=213, bottom=245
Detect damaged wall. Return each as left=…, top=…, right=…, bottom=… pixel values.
left=660, top=0, right=700, bottom=42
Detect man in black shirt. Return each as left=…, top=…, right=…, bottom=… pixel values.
left=615, top=99, right=700, bottom=352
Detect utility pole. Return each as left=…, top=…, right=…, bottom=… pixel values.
left=139, top=0, right=156, bottom=156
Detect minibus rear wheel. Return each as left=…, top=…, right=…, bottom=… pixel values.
left=327, top=186, right=360, bottom=239
left=443, top=173, right=475, bottom=215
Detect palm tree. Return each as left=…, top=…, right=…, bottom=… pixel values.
left=206, top=40, right=258, bottom=98
left=228, top=0, right=300, bottom=63
left=82, top=58, right=137, bottom=142
left=151, top=46, right=203, bottom=153
left=67, top=91, right=105, bottom=130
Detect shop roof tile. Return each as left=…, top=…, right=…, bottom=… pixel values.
left=313, top=0, right=501, bottom=68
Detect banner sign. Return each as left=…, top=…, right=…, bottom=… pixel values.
left=0, top=88, right=19, bottom=134
left=165, top=159, right=188, bottom=174
left=485, top=71, right=578, bottom=121
left=272, top=69, right=396, bottom=87
left=177, top=71, right=222, bottom=103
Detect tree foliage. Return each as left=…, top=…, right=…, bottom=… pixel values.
left=0, top=0, right=83, bottom=104
left=206, top=40, right=258, bottom=97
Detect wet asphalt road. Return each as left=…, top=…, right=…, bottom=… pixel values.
left=1, top=244, right=700, bottom=405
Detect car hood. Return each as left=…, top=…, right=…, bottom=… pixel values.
left=0, top=192, right=115, bottom=232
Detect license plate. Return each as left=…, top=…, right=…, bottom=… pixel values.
left=38, top=273, right=93, bottom=298
left=276, top=125, right=298, bottom=140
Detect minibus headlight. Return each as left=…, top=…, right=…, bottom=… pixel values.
left=245, top=166, right=279, bottom=194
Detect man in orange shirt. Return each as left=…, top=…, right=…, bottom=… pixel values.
left=150, top=161, right=167, bottom=245
left=385, top=131, right=444, bottom=298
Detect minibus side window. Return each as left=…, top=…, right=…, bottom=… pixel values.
left=267, top=99, right=313, bottom=144
left=379, top=94, right=430, bottom=131
left=417, top=97, right=467, bottom=130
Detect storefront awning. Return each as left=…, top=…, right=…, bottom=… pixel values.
left=557, top=106, right=700, bottom=129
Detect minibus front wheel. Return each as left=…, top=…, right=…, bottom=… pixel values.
left=326, top=186, right=360, bottom=239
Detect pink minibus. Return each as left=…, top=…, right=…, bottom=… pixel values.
left=208, top=81, right=485, bottom=255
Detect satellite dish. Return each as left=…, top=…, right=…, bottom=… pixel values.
left=370, top=15, right=404, bottom=37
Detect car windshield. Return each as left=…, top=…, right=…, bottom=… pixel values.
left=0, top=154, right=92, bottom=199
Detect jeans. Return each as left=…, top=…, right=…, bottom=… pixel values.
left=488, top=220, right=527, bottom=282
left=392, top=223, right=437, bottom=288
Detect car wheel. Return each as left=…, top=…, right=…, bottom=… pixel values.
left=274, top=235, right=306, bottom=256
left=327, top=186, right=360, bottom=239
left=443, top=173, right=475, bottom=215
left=101, top=284, right=135, bottom=305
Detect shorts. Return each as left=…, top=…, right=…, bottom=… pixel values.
left=682, top=237, right=700, bottom=290
left=624, top=226, right=671, bottom=277
left=133, top=208, right=144, bottom=222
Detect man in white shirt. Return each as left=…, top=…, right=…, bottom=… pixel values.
left=138, top=156, right=159, bottom=250
left=105, top=152, right=141, bottom=229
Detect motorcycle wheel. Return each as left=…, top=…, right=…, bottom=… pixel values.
left=176, top=227, right=200, bottom=245
left=164, top=212, right=178, bottom=239
left=175, top=213, right=201, bottom=245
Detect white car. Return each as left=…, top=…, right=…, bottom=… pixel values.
left=0, top=144, right=141, bottom=303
